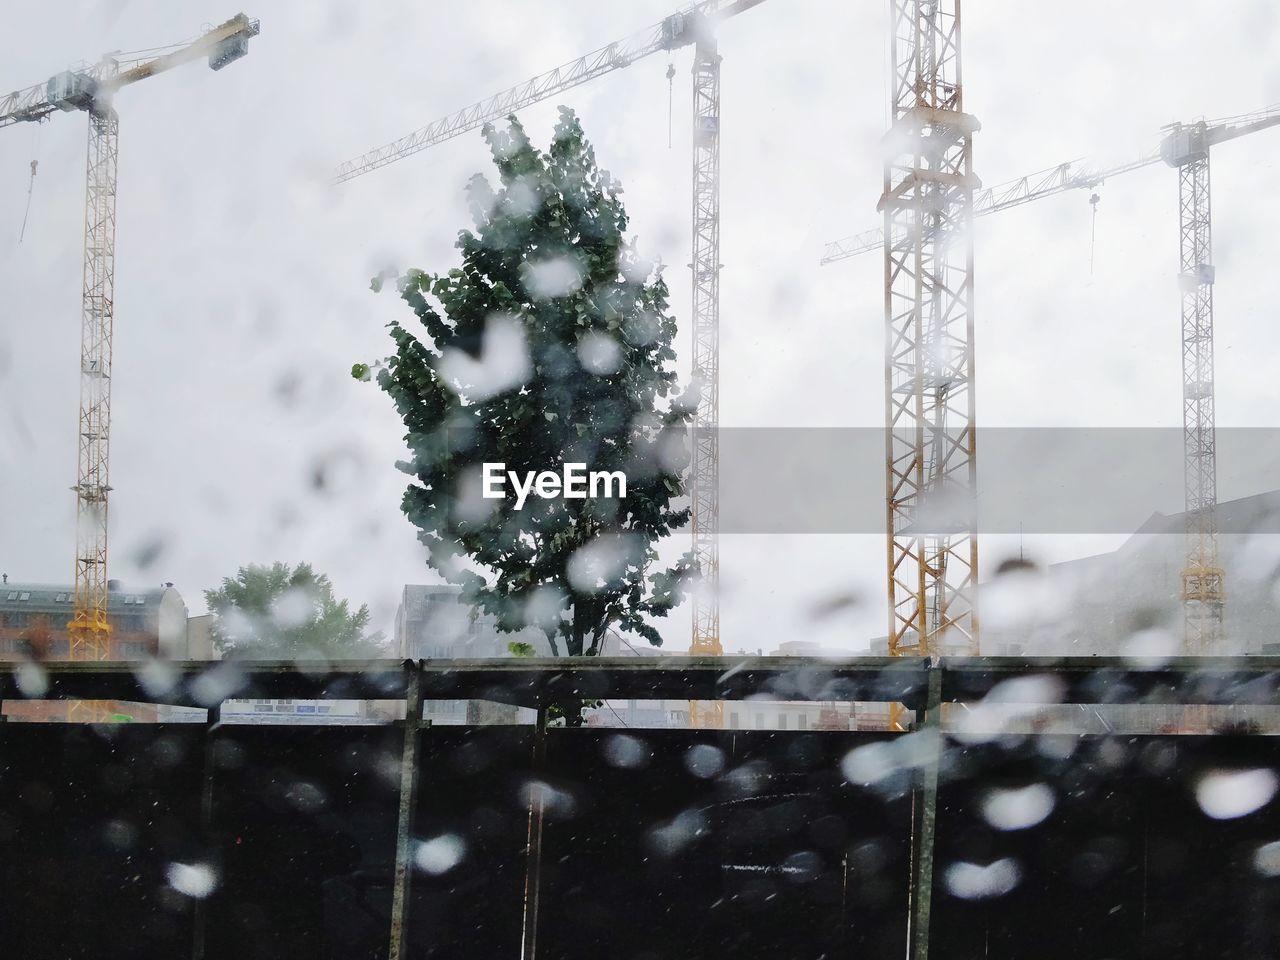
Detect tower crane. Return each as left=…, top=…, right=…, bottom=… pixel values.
left=826, top=103, right=1280, bottom=655
left=1, top=14, right=260, bottom=664
left=335, top=1, right=769, bottom=723
left=1160, top=104, right=1280, bottom=652
left=881, top=0, right=980, bottom=678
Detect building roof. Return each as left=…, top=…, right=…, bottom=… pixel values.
left=1132, top=488, right=1280, bottom=536
left=1045, top=488, right=1280, bottom=578
left=400, top=583, right=465, bottom=621
left=0, top=580, right=175, bottom=616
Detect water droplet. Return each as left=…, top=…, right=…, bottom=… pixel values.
left=840, top=741, right=898, bottom=786
left=1195, top=768, right=1278, bottom=820
left=603, top=734, right=648, bottom=769
left=576, top=331, right=622, bottom=375
left=15, top=661, right=48, bottom=698
left=135, top=657, right=179, bottom=698
left=522, top=254, right=585, bottom=300
left=646, top=809, right=707, bottom=857
left=684, top=743, right=725, bottom=779
left=285, top=780, right=326, bottom=813
left=414, top=834, right=466, bottom=875
left=1120, top=627, right=1178, bottom=667
left=982, top=783, right=1055, bottom=831
left=167, top=862, right=218, bottom=899
left=1253, top=840, right=1280, bottom=877
left=944, top=859, right=1021, bottom=900
left=435, top=312, right=531, bottom=400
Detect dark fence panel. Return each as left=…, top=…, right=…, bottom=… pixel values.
left=1141, top=736, right=1280, bottom=959
left=406, top=725, right=535, bottom=958
left=931, top=734, right=1280, bottom=960
left=8, top=709, right=1280, bottom=959
left=205, top=726, right=402, bottom=960
left=536, top=729, right=911, bottom=960
left=0, top=724, right=205, bottom=959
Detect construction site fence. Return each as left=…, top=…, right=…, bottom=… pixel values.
left=1, top=655, right=1280, bottom=959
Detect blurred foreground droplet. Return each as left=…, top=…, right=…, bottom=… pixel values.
left=603, top=733, right=648, bottom=769
left=944, top=859, right=1021, bottom=900
left=167, top=862, right=218, bottom=899
left=684, top=743, right=725, bottom=779
left=982, top=783, right=1055, bottom=831
left=414, top=834, right=467, bottom=875
left=1254, top=840, right=1280, bottom=877
left=1195, top=768, right=1278, bottom=820
left=15, top=661, right=48, bottom=698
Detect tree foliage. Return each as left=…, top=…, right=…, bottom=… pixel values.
left=204, top=562, right=383, bottom=659
left=366, top=108, right=692, bottom=656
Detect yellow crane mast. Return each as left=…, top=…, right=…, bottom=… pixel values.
left=0, top=14, right=259, bottom=667
left=881, top=0, right=980, bottom=667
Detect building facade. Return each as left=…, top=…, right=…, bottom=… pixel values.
left=984, top=489, right=1280, bottom=658
left=0, top=577, right=189, bottom=721
left=0, top=577, right=188, bottom=660
left=395, top=584, right=645, bottom=724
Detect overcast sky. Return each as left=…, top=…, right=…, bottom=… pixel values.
left=2, top=1, right=1279, bottom=652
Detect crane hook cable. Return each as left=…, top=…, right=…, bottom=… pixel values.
left=18, top=158, right=37, bottom=245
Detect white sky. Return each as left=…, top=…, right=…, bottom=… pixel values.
left=2, top=1, right=1279, bottom=652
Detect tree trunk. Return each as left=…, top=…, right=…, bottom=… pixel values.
left=563, top=598, right=605, bottom=726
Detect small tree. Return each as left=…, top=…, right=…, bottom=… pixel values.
left=204, top=562, right=384, bottom=659
left=362, top=109, right=692, bottom=658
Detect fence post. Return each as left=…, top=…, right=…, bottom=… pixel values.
left=522, top=705, right=549, bottom=960
left=909, top=663, right=943, bottom=960
left=191, top=702, right=221, bottom=960
left=388, top=664, right=423, bottom=960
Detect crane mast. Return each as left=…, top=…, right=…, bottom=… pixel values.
left=882, top=0, right=980, bottom=668
left=1163, top=124, right=1222, bottom=653
left=1, top=14, right=259, bottom=666
left=1159, top=105, right=1280, bottom=652
left=70, top=108, right=120, bottom=657
left=686, top=31, right=723, bottom=726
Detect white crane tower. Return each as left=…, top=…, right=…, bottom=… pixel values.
left=0, top=14, right=259, bottom=664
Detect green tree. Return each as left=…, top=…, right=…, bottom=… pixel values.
left=363, top=108, right=692, bottom=659
left=204, top=562, right=384, bottom=659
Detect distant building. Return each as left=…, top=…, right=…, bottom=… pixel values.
left=587, top=638, right=684, bottom=728
left=396, top=584, right=634, bottom=725
left=986, top=489, right=1280, bottom=658
left=605, top=640, right=876, bottom=732
left=189, top=613, right=384, bottom=726
left=395, top=584, right=554, bottom=659
left=185, top=613, right=216, bottom=660
left=0, top=577, right=189, bottom=721
left=0, top=577, right=188, bottom=660
left=218, top=698, right=378, bottom=725
left=395, top=585, right=545, bottom=724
